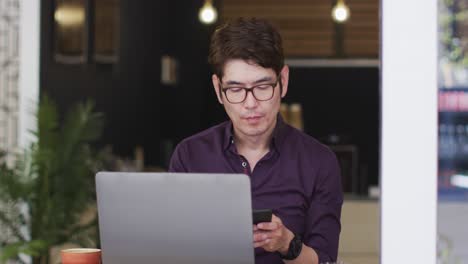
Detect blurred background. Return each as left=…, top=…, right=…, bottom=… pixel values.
left=5, top=0, right=468, bottom=263
left=42, top=0, right=380, bottom=196
left=1, top=0, right=382, bottom=263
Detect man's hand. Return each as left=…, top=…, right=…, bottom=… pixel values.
left=253, top=214, right=294, bottom=254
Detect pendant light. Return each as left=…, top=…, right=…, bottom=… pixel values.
left=199, top=0, right=218, bottom=25
left=332, top=0, right=350, bottom=23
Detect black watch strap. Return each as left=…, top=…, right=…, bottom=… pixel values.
left=279, top=233, right=303, bottom=260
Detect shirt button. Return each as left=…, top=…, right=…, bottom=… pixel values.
left=241, top=162, right=247, bottom=168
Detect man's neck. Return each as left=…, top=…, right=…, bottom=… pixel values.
left=233, top=118, right=277, bottom=153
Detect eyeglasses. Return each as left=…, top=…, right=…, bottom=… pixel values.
left=219, top=76, right=281, bottom=104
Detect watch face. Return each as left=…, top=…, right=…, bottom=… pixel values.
left=282, top=234, right=302, bottom=260
left=291, top=235, right=302, bottom=257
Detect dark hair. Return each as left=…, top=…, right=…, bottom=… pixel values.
left=208, top=17, right=284, bottom=79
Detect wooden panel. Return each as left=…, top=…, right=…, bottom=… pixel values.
left=221, top=0, right=379, bottom=58
left=222, top=0, right=334, bottom=57
left=343, top=0, right=379, bottom=57
left=94, top=0, right=120, bottom=62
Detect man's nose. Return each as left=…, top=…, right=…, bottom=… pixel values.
left=243, top=90, right=258, bottom=108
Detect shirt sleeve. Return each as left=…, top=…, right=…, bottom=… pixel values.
left=168, top=142, right=188, bottom=172
left=304, top=150, right=343, bottom=262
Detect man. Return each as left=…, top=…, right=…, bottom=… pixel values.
left=169, top=18, right=343, bottom=264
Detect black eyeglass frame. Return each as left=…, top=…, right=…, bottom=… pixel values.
left=218, top=75, right=282, bottom=104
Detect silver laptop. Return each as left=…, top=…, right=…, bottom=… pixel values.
left=96, top=172, right=255, bottom=264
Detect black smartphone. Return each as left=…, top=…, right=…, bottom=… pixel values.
left=252, top=209, right=272, bottom=224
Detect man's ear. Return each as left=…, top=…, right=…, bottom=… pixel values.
left=212, top=74, right=223, bottom=104
left=280, top=65, right=289, bottom=98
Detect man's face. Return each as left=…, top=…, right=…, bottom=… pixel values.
left=212, top=59, right=289, bottom=139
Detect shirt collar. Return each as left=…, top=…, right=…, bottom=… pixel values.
left=272, top=114, right=287, bottom=151
left=223, top=121, right=235, bottom=152
left=222, top=114, right=288, bottom=152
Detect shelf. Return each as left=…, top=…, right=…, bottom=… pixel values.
left=285, top=58, right=379, bottom=68
left=438, top=188, right=468, bottom=202
left=440, top=86, right=468, bottom=91
left=439, top=155, right=468, bottom=161
left=439, top=111, right=468, bottom=121
left=439, top=111, right=468, bottom=116
left=439, top=158, right=468, bottom=170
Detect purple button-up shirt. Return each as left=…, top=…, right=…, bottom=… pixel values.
left=169, top=116, right=343, bottom=263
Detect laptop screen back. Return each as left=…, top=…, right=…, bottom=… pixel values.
left=96, top=172, right=254, bottom=264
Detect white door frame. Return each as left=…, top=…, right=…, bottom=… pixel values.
left=18, top=0, right=40, bottom=148
left=381, top=0, right=438, bottom=263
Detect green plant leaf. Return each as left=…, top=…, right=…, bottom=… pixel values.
left=0, top=240, right=47, bottom=263
left=0, top=95, right=105, bottom=262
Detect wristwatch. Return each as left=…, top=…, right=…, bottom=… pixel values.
left=279, top=233, right=303, bottom=260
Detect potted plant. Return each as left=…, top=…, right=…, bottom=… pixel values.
left=0, top=96, right=104, bottom=264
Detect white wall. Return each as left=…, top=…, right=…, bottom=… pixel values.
left=16, top=2, right=40, bottom=263
left=381, top=0, right=438, bottom=263
left=18, top=0, right=40, bottom=148
left=0, top=0, right=20, bottom=164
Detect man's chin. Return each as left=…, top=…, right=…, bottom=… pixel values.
left=239, top=127, right=268, bottom=137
